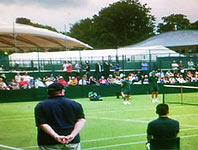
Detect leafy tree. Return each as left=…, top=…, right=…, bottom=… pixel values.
left=69, top=0, right=155, bottom=49
left=190, top=20, right=198, bottom=30
left=157, top=14, right=190, bottom=33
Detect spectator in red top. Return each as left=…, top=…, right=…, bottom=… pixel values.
left=98, top=76, right=108, bottom=85
left=19, top=77, right=28, bottom=89
left=67, top=61, right=72, bottom=74
left=57, top=76, right=68, bottom=87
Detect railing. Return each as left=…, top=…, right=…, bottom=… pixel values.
left=0, top=53, right=196, bottom=72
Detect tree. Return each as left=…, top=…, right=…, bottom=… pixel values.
left=190, top=20, right=198, bottom=30
left=157, top=14, right=190, bottom=33
left=69, top=0, right=155, bottom=49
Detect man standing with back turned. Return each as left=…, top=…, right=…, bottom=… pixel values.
left=34, top=83, right=86, bottom=150
left=146, top=103, right=179, bottom=149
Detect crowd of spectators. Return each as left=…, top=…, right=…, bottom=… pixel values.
left=0, top=59, right=198, bottom=90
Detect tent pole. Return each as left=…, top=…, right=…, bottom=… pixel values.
left=64, top=24, right=67, bottom=51
left=13, top=22, right=17, bottom=51
left=37, top=48, right=40, bottom=72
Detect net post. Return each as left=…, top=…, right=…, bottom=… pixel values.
left=181, top=87, right=184, bottom=105
left=162, top=84, right=165, bottom=104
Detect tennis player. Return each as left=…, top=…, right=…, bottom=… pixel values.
left=121, top=76, right=131, bottom=104
left=149, top=72, right=159, bottom=103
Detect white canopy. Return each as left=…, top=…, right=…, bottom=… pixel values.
left=0, top=23, right=92, bottom=53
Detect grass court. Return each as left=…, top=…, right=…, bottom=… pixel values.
left=0, top=94, right=198, bottom=150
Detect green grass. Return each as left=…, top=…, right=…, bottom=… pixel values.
left=0, top=94, right=198, bottom=150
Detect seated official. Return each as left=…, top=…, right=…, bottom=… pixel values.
left=88, top=90, right=102, bottom=101
left=146, top=103, right=179, bottom=150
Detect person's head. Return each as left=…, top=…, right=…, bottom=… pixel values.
left=156, top=104, right=169, bottom=116
left=48, top=83, right=64, bottom=97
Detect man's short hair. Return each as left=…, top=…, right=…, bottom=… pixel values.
left=48, top=83, right=64, bottom=97
left=156, top=104, right=169, bottom=115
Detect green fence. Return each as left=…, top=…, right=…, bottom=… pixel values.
left=0, top=84, right=165, bottom=103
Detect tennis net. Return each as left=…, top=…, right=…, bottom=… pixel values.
left=162, top=84, right=198, bottom=105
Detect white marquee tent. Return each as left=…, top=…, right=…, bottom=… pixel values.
left=9, top=45, right=182, bottom=62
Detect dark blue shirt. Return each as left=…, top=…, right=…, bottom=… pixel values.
left=147, top=117, right=179, bottom=139
left=34, top=96, right=85, bottom=145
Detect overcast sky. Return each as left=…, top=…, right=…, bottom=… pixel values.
left=0, top=0, right=197, bottom=32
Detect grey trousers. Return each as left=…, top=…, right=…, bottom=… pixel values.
left=39, top=143, right=81, bottom=150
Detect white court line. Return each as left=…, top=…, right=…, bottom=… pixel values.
left=82, top=141, right=146, bottom=150
left=0, top=144, right=23, bottom=150
left=87, top=116, right=148, bottom=123
left=0, top=105, right=196, bottom=122
left=0, top=115, right=33, bottom=120
left=0, top=117, right=33, bottom=122
left=86, top=105, right=191, bottom=115
left=19, top=127, right=198, bottom=149
left=82, top=134, right=198, bottom=150
left=82, top=133, right=146, bottom=143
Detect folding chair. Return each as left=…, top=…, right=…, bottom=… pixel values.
left=150, top=137, right=180, bottom=150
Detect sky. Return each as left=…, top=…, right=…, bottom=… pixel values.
left=0, top=0, right=198, bottom=32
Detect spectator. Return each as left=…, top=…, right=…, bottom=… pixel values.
left=107, top=74, right=115, bottom=84
left=146, top=104, right=179, bottom=150
left=114, top=76, right=122, bottom=85
left=84, top=61, right=90, bottom=79
left=57, top=76, right=68, bottom=87
left=95, top=61, right=102, bottom=80
left=169, top=76, right=176, bottom=84
left=28, top=77, right=35, bottom=88
left=49, top=73, right=56, bottom=82
left=22, top=72, right=32, bottom=82
left=136, top=71, right=143, bottom=83
left=88, top=90, right=102, bottom=101
left=87, top=76, right=97, bottom=85
left=75, top=61, right=82, bottom=77
left=98, top=76, right=108, bottom=85
left=0, top=65, right=3, bottom=71
left=43, top=76, right=50, bottom=86
left=15, top=72, right=21, bottom=83
left=141, top=60, right=148, bottom=74
left=177, top=74, right=186, bottom=83
left=143, top=75, right=149, bottom=84
left=178, top=60, right=185, bottom=74
left=35, top=77, right=46, bottom=88
left=171, top=60, right=178, bottom=73
left=103, top=60, right=112, bottom=79
left=78, top=75, right=87, bottom=86
left=165, top=70, right=174, bottom=79
left=156, top=70, right=165, bottom=79
left=186, top=71, right=194, bottom=82
left=9, top=79, right=20, bottom=90
left=62, top=61, right=67, bottom=71
left=128, top=73, right=134, bottom=83
left=19, top=77, right=29, bottom=89
left=67, top=61, right=72, bottom=76
left=68, top=77, right=78, bottom=86
left=187, top=59, right=194, bottom=70
left=0, top=78, right=9, bottom=90
left=114, top=62, right=121, bottom=77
